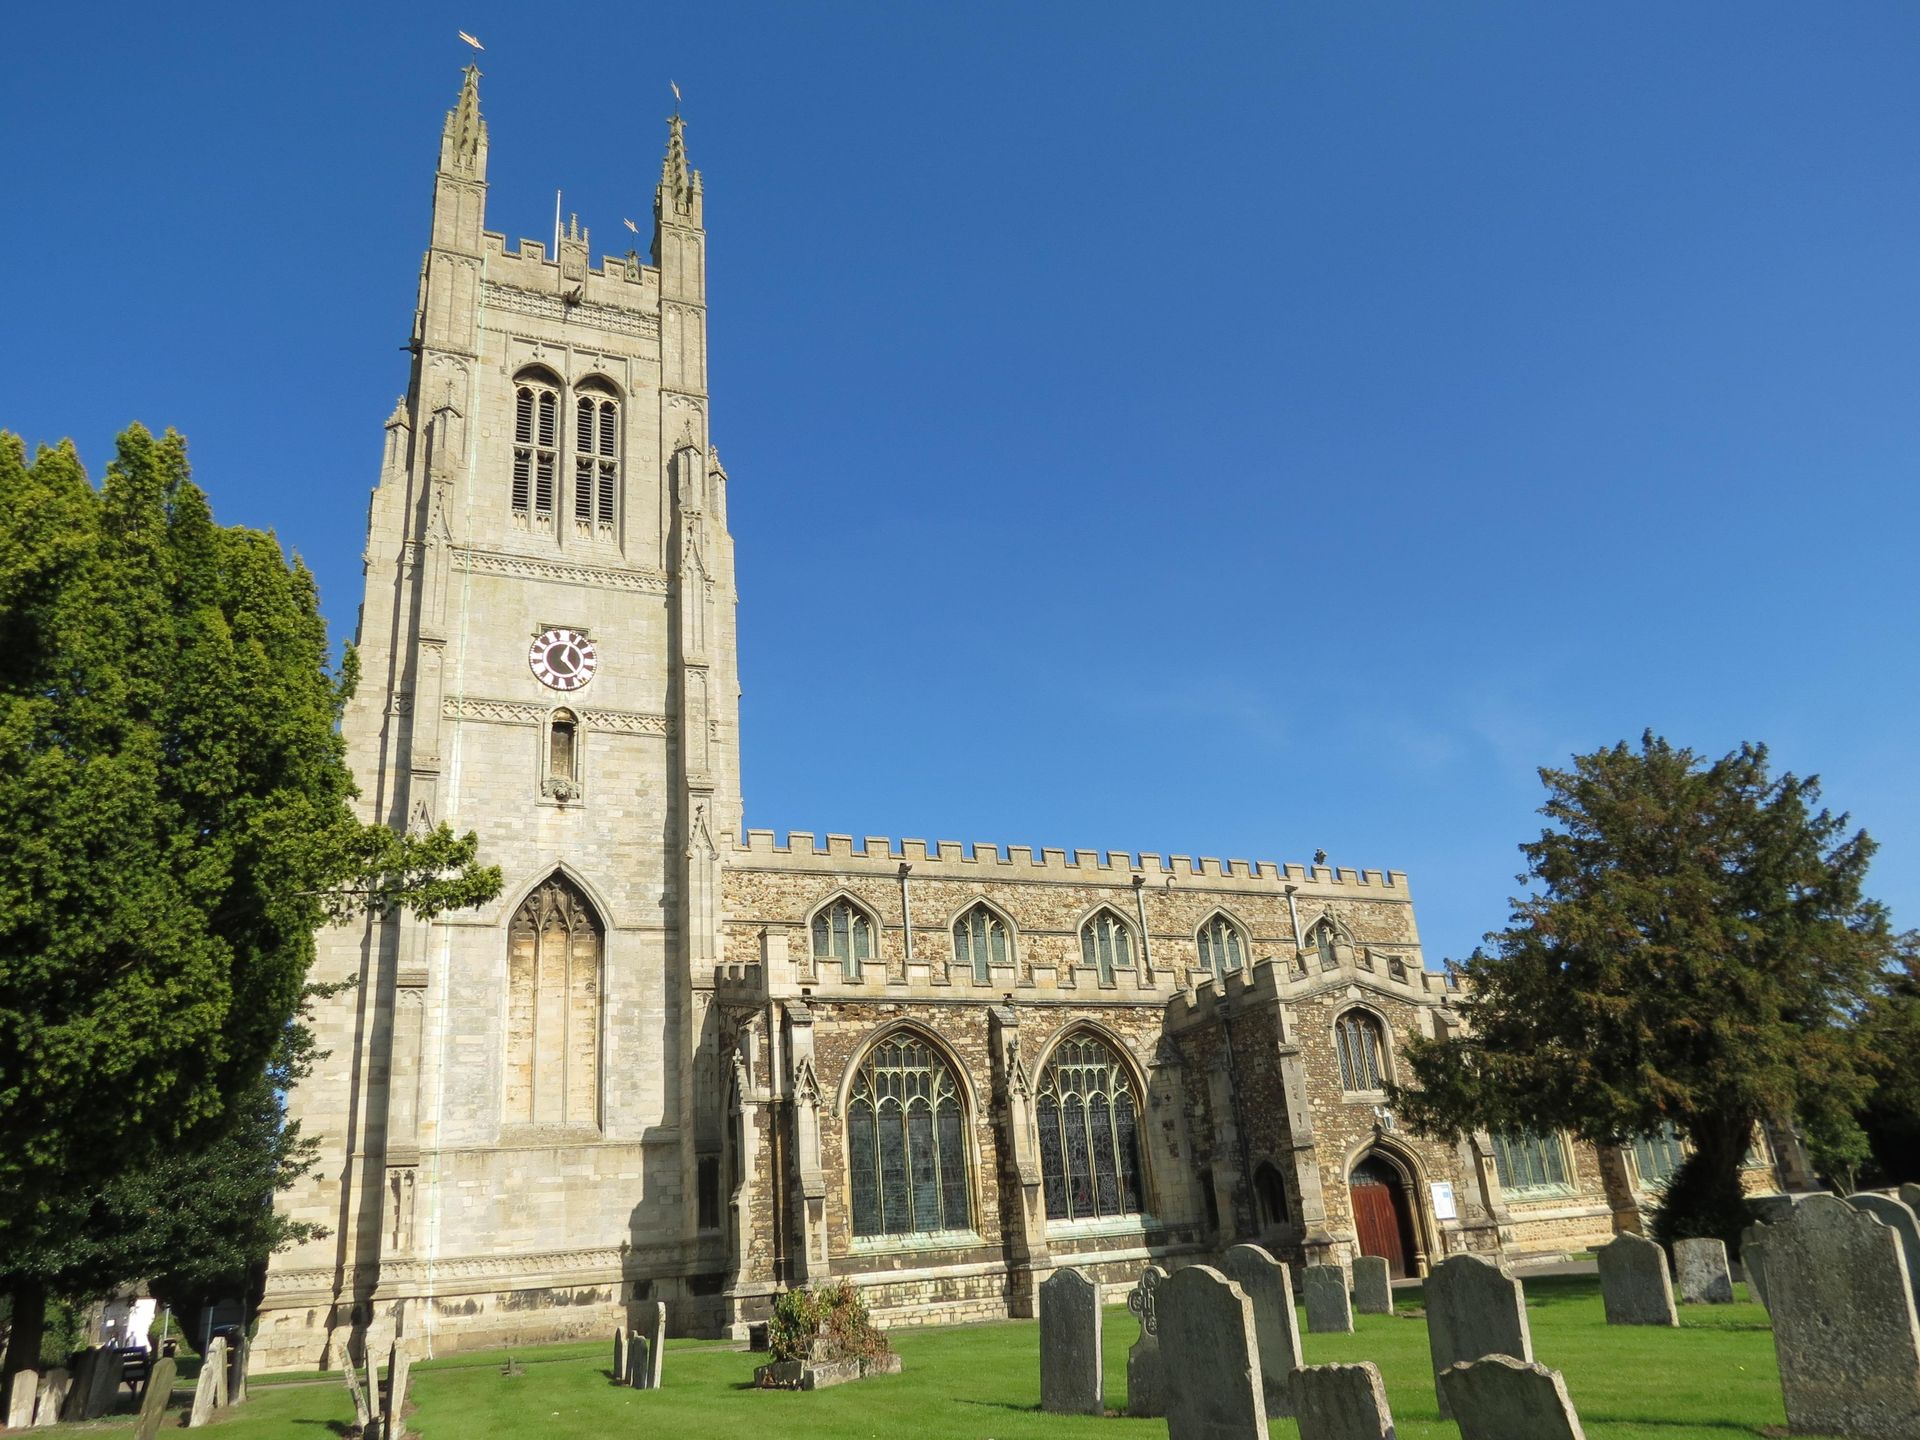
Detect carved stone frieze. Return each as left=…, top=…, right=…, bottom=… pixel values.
left=482, top=281, right=660, bottom=339
left=451, top=546, right=669, bottom=594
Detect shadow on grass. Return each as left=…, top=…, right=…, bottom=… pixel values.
left=286, top=1422, right=353, bottom=1435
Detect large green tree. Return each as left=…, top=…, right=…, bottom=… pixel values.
left=0, top=428, right=499, bottom=1379
left=1390, top=732, right=1904, bottom=1247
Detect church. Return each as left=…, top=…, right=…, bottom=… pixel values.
left=256, top=70, right=1805, bottom=1370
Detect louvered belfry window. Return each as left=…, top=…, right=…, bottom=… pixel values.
left=1036, top=1032, right=1144, bottom=1223
left=513, top=378, right=558, bottom=521
left=573, top=387, right=619, bottom=531
left=845, top=1034, right=972, bottom=1238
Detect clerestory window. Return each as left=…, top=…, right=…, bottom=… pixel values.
left=811, top=897, right=876, bottom=980
left=951, top=903, right=1008, bottom=983
left=1079, top=908, right=1134, bottom=985
left=1197, top=913, right=1246, bottom=980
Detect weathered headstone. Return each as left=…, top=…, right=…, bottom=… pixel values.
left=1439, top=1354, right=1587, bottom=1440
left=207, top=1337, right=229, bottom=1409
left=1038, top=1266, right=1102, bottom=1415
left=626, top=1335, right=652, bottom=1390
left=1674, top=1237, right=1734, bottom=1304
left=746, top=1321, right=770, bottom=1351
left=343, top=1350, right=372, bottom=1428
left=1597, top=1232, right=1677, bottom=1326
left=1766, top=1193, right=1920, bottom=1439
left=612, top=1327, right=627, bottom=1384
left=227, top=1333, right=249, bottom=1407
left=386, top=1346, right=413, bottom=1440
left=62, top=1348, right=102, bottom=1422
left=7, top=1370, right=39, bottom=1429
left=1293, top=1361, right=1396, bottom=1440
left=1425, top=1253, right=1533, bottom=1420
left=1124, top=1266, right=1165, bottom=1418
left=1158, top=1265, right=1265, bottom=1440
left=1220, top=1244, right=1301, bottom=1416
left=1902, top=1183, right=1920, bottom=1215
left=637, top=1299, right=667, bottom=1388
left=1351, top=1255, right=1393, bottom=1315
left=1849, top=1192, right=1920, bottom=1306
left=1751, top=1194, right=1798, bottom=1224
left=33, top=1366, right=70, bottom=1427
left=1740, top=1222, right=1772, bottom=1309
left=187, top=1346, right=222, bottom=1427
left=1302, top=1264, right=1354, bottom=1334
left=132, top=1356, right=177, bottom=1440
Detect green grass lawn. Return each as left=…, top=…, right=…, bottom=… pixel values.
left=93, top=1275, right=1792, bottom=1438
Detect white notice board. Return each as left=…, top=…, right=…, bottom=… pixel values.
left=1430, top=1181, right=1457, bottom=1221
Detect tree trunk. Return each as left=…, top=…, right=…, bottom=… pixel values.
left=3, top=1276, right=48, bottom=1408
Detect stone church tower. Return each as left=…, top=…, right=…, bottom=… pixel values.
left=255, top=69, right=742, bottom=1368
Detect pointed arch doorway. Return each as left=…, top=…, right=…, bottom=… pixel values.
left=1349, top=1154, right=1419, bottom=1278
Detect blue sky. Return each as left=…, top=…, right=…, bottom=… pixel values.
left=4, top=3, right=1916, bottom=968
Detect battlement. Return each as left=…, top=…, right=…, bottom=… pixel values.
left=1161, top=946, right=1463, bottom=1029
left=731, top=829, right=1408, bottom=893
left=477, top=231, right=660, bottom=295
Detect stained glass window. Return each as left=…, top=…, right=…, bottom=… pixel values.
left=1079, top=909, right=1134, bottom=985
left=1312, top=918, right=1339, bottom=969
left=1036, top=1032, right=1145, bottom=1222
left=952, top=904, right=1009, bottom=982
left=1197, top=914, right=1245, bottom=979
left=1632, top=1122, right=1687, bottom=1190
left=845, top=1034, right=972, bottom=1238
left=1335, top=1010, right=1388, bottom=1091
left=811, top=898, right=875, bottom=979
left=1491, top=1132, right=1570, bottom=1194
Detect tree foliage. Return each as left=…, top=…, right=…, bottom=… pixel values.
left=0, top=427, right=500, bottom=1369
left=1389, top=732, right=1904, bottom=1245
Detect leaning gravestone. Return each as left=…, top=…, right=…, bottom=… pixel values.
left=227, top=1333, right=249, bottom=1407
left=1425, top=1253, right=1534, bottom=1420
left=1765, top=1193, right=1920, bottom=1439
left=1293, top=1361, right=1396, bottom=1440
left=1674, top=1237, right=1734, bottom=1304
left=612, top=1327, right=627, bottom=1383
left=1740, top=1222, right=1772, bottom=1309
left=208, top=1338, right=229, bottom=1409
left=1597, top=1232, right=1677, bottom=1326
left=7, top=1370, right=39, bottom=1429
left=1849, top=1193, right=1920, bottom=1306
left=637, top=1299, right=667, bottom=1388
left=1220, top=1244, right=1301, bottom=1416
left=1352, top=1255, right=1393, bottom=1315
left=132, top=1356, right=177, bottom=1440
left=386, top=1346, right=413, bottom=1440
left=1158, top=1265, right=1265, bottom=1440
left=62, top=1349, right=102, bottom=1422
left=1124, top=1266, right=1165, bottom=1418
left=87, top=1346, right=125, bottom=1419
left=34, top=1366, right=71, bottom=1426
left=187, top=1345, right=222, bottom=1427
left=1439, top=1354, right=1587, bottom=1440
left=626, top=1335, right=652, bottom=1390
left=1038, top=1266, right=1102, bottom=1415
left=1303, top=1264, right=1354, bottom=1334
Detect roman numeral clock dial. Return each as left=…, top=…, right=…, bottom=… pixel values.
left=528, top=628, right=597, bottom=691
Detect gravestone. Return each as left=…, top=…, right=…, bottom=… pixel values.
left=1902, top=1183, right=1920, bottom=1215
left=1439, top=1354, right=1587, bottom=1440
left=1220, top=1244, right=1301, bottom=1416
left=1849, top=1193, right=1920, bottom=1306
left=62, top=1349, right=102, bottom=1422
left=638, top=1299, right=667, bottom=1388
left=1302, top=1264, right=1354, bottom=1334
left=187, top=1346, right=221, bottom=1427
left=746, top=1321, right=770, bottom=1352
left=1597, top=1232, right=1677, bottom=1326
left=227, top=1333, right=249, bottom=1406
left=1674, top=1237, right=1734, bottom=1304
left=1765, top=1193, right=1920, bottom=1439
left=612, top=1327, right=627, bottom=1383
left=1751, top=1194, right=1798, bottom=1224
left=1740, top=1222, right=1772, bottom=1309
left=1124, top=1265, right=1165, bottom=1418
left=207, top=1337, right=229, bottom=1409
left=626, top=1335, right=652, bottom=1390
left=34, top=1366, right=70, bottom=1426
left=1038, top=1266, right=1102, bottom=1415
left=1351, top=1255, right=1393, bottom=1315
left=1158, top=1265, right=1265, bottom=1440
left=7, top=1370, right=39, bottom=1429
left=1425, top=1253, right=1533, bottom=1420
left=1293, top=1361, right=1396, bottom=1440
left=387, top=1346, right=413, bottom=1439
left=133, top=1356, right=177, bottom=1440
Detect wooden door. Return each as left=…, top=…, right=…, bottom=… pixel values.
left=1350, top=1167, right=1408, bottom=1276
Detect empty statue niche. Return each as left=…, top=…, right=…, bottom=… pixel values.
left=504, top=874, right=603, bottom=1129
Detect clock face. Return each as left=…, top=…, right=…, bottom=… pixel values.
left=528, top=628, right=598, bottom=691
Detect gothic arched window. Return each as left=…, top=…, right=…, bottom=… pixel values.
left=1035, top=1032, right=1144, bottom=1223
left=573, top=380, right=619, bottom=532
left=1079, top=908, right=1134, bottom=985
left=1254, top=1161, right=1290, bottom=1227
left=1631, top=1122, right=1687, bottom=1191
left=505, top=874, right=602, bottom=1128
left=511, top=371, right=559, bottom=523
left=1197, top=913, right=1245, bottom=979
left=1491, top=1131, right=1570, bottom=1195
left=951, top=903, right=1008, bottom=983
left=1311, top=917, right=1339, bottom=969
left=1335, top=1009, right=1389, bottom=1092
left=811, top=897, right=875, bottom=980
left=844, top=1033, right=972, bottom=1238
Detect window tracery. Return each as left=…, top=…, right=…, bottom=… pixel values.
left=1035, top=1032, right=1144, bottom=1223
left=845, top=1033, right=972, bottom=1238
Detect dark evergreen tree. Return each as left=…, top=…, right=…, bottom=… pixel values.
left=0, top=428, right=500, bottom=1388
left=1390, top=732, right=1904, bottom=1248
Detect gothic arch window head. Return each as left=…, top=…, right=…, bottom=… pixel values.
left=1491, top=1131, right=1571, bottom=1196
left=504, top=873, right=603, bottom=1129
left=1197, top=912, right=1246, bottom=980
left=1630, top=1122, right=1687, bottom=1191
left=1254, top=1160, right=1290, bottom=1227
left=511, top=367, right=561, bottom=527
left=811, top=895, right=876, bottom=980
left=1311, top=917, right=1340, bottom=970
left=572, top=377, right=620, bottom=535
left=951, top=902, right=1009, bottom=983
left=1035, top=1030, right=1145, bottom=1224
left=844, top=1031, right=972, bottom=1239
left=1335, top=1007, right=1390, bottom=1092
left=1079, top=908, right=1135, bottom=985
